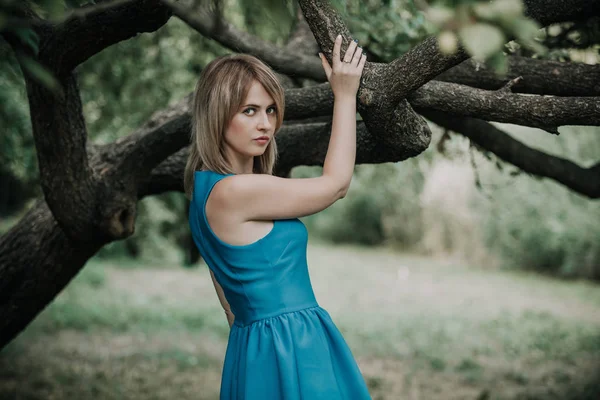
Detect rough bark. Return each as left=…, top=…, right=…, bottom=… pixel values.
left=523, top=0, right=600, bottom=25
left=0, top=202, right=102, bottom=347
left=437, top=57, right=600, bottom=97
left=386, top=36, right=468, bottom=102
left=410, top=81, right=600, bottom=133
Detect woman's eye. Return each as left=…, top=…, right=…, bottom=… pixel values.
left=243, top=108, right=255, bottom=115
left=267, top=107, right=277, bottom=115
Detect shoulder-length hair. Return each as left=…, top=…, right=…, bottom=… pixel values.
left=183, top=54, right=285, bottom=199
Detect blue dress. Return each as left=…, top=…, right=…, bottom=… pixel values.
left=189, top=171, right=372, bottom=400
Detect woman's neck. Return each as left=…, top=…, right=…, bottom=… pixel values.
left=227, top=149, right=254, bottom=174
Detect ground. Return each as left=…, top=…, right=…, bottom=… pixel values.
left=1, top=243, right=599, bottom=399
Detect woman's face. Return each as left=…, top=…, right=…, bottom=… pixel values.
left=223, top=80, right=277, bottom=162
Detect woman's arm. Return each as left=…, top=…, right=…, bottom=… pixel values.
left=319, top=35, right=363, bottom=197
left=210, top=270, right=234, bottom=328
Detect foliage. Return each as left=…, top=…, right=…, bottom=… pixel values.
left=233, top=0, right=297, bottom=44
left=78, top=18, right=228, bottom=142
left=343, top=0, right=429, bottom=61
left=316, top=188, right=385, bottom=245
left=0, top=0, right=76, bottom=94
left=0, top=43, right=37, bottom=184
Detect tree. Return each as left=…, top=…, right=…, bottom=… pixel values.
left=1, top=0, right=599, bottom=349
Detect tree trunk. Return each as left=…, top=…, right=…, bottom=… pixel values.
left=0, top=201, right=101, bottom=346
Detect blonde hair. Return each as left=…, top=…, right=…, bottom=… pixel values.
left=184, top=54, right=285, bottom=199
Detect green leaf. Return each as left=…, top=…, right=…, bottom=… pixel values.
left=511, top=17, right=540, bottom=40
left=426, top=5, right=454, bottom=27
left=474, top=0, right=524, bottom=22
left=487, top=52, right=509, bottom=75
left=509, top=17, right=547, bottom=55
left=437, top=30, right=459, bottom=55
left=492, top=0, right=525, bottom=21
left=459, top=23, right=506, bottom=60
left=472, top=2, right=496, bottom=20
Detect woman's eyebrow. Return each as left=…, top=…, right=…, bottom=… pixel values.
left=241, top=103, right=276, bottom=108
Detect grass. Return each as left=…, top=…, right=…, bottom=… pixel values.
left=1, top=243, right=599, bottom=400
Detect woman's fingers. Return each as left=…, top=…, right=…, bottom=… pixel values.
left=357, top=53, right=367, bottom=72
left=343, top=39, right=358, bottom=64
left=332, top=35, right=342, bottom=68
left=351, top=45, right=363, bottom=67
left=319, top=53, right=332, bottom=80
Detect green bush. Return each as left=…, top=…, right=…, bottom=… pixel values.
left=317, top=190, right=385, bottom=245
left=482, top=172, right=600, bottom=279
left=480, top=125, right=600, bottom=279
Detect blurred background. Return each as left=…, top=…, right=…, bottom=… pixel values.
left=1, top=0, right=599, bottom=399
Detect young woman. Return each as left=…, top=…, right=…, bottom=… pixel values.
left=185, top=35, right=370, bottom=399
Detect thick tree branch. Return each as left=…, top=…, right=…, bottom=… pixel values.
left=276, top=121, right=403, bottom=175
left=288, top=77, right=600, bottom=135
left=410, top=81, right=600, bottom=133
left=422, top=110, right=600, bottom=198
left=47, top=0, right=171, bottom=75
left=386, top=36, right=468, bottom=103
left=437, top=56, right=600, bottom=97
left=284, top=83, right=333, bottom=120
left=0, top=200, right=102, bottom=348
left=137, top=101, right=600, bottom=200
left=139, top=148, right=189, bottom=196
left=110, top=94, right=193, bottom=179
left=24, top=72, right=99, bottom=240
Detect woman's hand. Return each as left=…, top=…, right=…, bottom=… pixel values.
left=319, top=35, right=367, bottom=100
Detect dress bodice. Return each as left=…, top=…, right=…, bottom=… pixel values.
left=188, top=171, right=318, bottom=326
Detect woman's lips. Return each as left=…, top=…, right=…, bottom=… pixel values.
left=254, top=137, right=269, bottom=145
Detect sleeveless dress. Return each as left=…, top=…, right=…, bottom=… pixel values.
left=189, top=171, right=372, bottom=400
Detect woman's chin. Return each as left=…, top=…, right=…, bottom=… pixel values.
left=249, top=149, right=267, bottom=157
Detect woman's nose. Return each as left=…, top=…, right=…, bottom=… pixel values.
left=257, top=113, right=272, bottom=130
